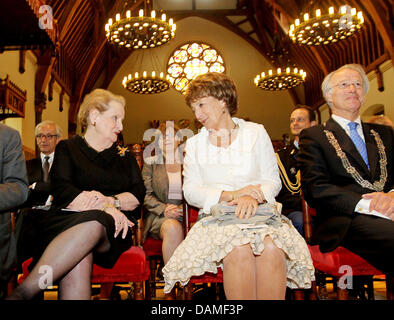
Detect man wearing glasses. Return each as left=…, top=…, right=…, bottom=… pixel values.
left=15, top=121, right=62, bottom=271
left=26, top=120, right=62, bottom=208
left=298, top=64, right=394, bottom=274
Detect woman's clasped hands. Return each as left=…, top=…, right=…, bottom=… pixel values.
left=66, top=190, right=135, bottom=238
left=164, top=204, right=183, bottom=219
left=228, top=184, right=266, bottom=219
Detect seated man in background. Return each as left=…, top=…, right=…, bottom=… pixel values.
left=276, top=105, right=316, bottom=236
left=298, top=64, right=394, bottom=274
left=14, top=120, right=62, bottom=271
left=25, top=120, right=62, bottom=208
left=0, top=123, right=29, bottom=299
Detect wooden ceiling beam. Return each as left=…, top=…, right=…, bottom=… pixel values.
left=69, top=0, right=144, bottom=123
left=35, top=49, right=56, bottom=124
left=59, top=0, right=85, bottom=41
left=360, top=0, right=393, bottom=60
left=251, top=0, right=274, bottom=51
left=169, top=9, right=249, bottom=16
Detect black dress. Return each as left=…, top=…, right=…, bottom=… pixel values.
left=30, top=135, right=146, bottom=268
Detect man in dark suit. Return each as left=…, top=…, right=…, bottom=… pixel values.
left=25, top=120, right=62, bottom=207
left=15, top=121, right=62, bottom=271
left=0, top=124, right=29, bottom=299
left=298, top=64, right=394, bottom=274
left=276, top=105, right=316, bottom=236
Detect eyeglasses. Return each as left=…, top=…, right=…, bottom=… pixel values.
left=330, top=80, right=363, bottom=90
left=36, top=134, right=58, bottom=140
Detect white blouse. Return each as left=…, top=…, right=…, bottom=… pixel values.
left=183, top=118, right=281, bottom=214
left=167, top=170, right=183, bottom=200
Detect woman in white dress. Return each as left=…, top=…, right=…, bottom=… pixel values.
left=162, top=72, right=314, bottom=299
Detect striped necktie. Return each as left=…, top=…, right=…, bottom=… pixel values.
left=347, top=122, right=369, bottom=168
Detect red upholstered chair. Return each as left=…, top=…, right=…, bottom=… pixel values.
left=302, top=195, right=394, bottom=300
left=17, top=216, right=150, bottom=300
left=182, top=202, right=223, bottom=300
left=90, top=205, right=150, bottom=300
left=142, top=236, right=163, bottom=298
left=91, top=244, right=150, bottom=300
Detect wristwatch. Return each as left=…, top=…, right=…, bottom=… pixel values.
left=112, top=196, right=121, bottom=210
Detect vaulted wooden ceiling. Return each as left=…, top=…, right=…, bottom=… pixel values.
left=1, top=0, right=393, bottom=130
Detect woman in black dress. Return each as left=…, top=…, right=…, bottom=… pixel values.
left=8, top=89, right=145, bottom=299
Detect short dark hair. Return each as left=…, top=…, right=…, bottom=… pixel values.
left=291, top=104, right=316, bottom=122
left=184, top=72, right=238, bottom=116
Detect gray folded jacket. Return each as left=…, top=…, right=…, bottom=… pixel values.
left=201, top=202, right=281, bottom=227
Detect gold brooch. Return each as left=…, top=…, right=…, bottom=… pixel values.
left=117, top=145, right=129, bottom=157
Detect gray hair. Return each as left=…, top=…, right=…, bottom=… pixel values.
left=321, top=64, right=370, bottom=107
left=35, top=120, right=63, bottom=138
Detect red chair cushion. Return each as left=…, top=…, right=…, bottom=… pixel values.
left=19, top=247, right=150, bottom=285
left=142, top=237, right=162, bottom=257
left=189, top=207, right=199, bottom=223
left=308, top=245, right=383, bottom=276
left=91, top=246, right=150, bottom=283
left=189, top=268, right=223, bottom=283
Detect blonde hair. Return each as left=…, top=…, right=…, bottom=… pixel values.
left=77, top=89, right=126, bottom=134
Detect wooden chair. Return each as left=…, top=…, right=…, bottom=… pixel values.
left=90, top=212, right=150, bottom=300
left=302, top=194, right=394, bottom=300
left=6, top=212, right=17, bottom=297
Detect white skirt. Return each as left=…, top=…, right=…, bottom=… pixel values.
left=162, top=215, right=315, bottom=293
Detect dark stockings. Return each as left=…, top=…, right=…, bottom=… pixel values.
left=8, top=221, right=109, bottom=300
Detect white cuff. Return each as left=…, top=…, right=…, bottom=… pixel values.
left=355, top=198, right=390, bottom=220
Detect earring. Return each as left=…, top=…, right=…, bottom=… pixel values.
left=222, top=109, right=226, bottom=114
left=93, top=121, right=96, bottom=127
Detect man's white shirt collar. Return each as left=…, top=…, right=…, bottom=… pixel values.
left=40, top=152, right=55, bottom=165
left=332, top=114, right=365, bottom=141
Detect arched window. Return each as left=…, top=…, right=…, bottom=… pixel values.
left=167, top=42, right=225, bottom=93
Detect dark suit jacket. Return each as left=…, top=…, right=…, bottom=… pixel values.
left=298, top=118, right=394, bottom=252
left=25, top=157, right=51, bottom=207
left=0, top=124, right=29, bottom=283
